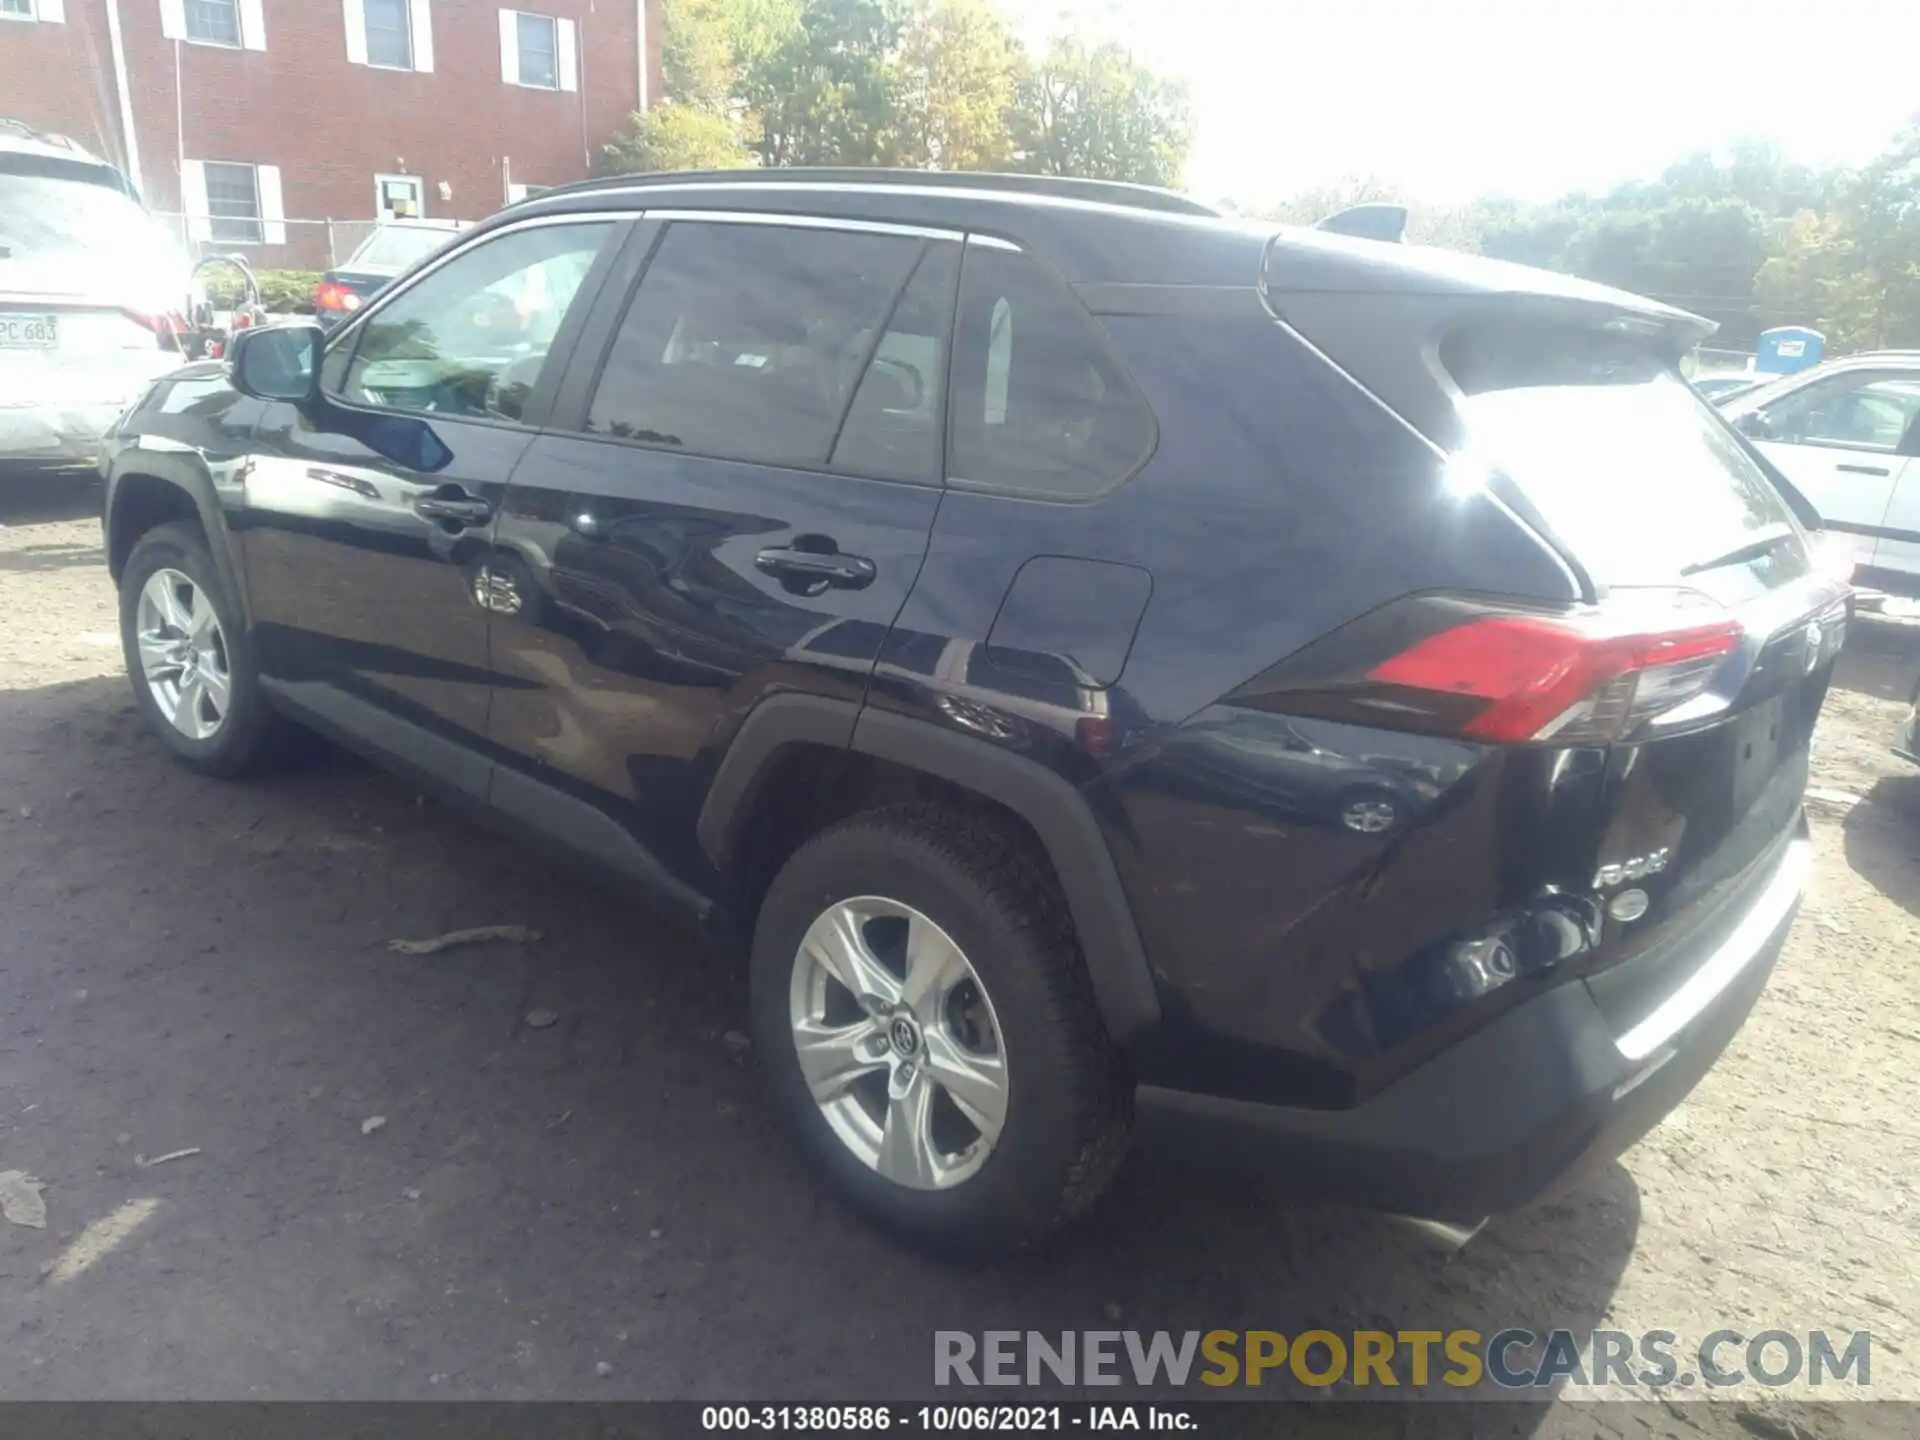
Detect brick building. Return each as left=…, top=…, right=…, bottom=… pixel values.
left=0, top=0, right=662, bottom=267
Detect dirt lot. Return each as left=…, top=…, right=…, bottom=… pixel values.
left=1, top=479, right=1915, bottom=1425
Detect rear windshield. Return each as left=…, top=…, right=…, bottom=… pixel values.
left=350, top=225, right=456, bottom=270
left=1443, top=326, right=1804, bottom=587
left=0, top=156, right=149, bottom=259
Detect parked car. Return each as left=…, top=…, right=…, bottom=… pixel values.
left=1721, top=353, right=1920, bottom=595
left=1693, top=374, right=1759, bottom=402
left=0, top=120, right=190, bottom=474
left=99, top=169, right=1842, bottom=1254
left=314, top=221, right=461, bottom=329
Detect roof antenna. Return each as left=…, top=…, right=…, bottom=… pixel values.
left=1315, top=203, right=1408, bottom=243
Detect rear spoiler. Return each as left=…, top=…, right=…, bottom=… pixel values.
left=1316, top=203, right=1408, bottom=243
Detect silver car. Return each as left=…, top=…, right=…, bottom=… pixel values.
left=0, top=125, right=191, bottom=474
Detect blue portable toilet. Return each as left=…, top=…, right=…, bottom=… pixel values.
left=1757, top=326, right=1825, bottom=375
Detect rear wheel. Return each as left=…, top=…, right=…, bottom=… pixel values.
left=119, top=521, right=294, bottom=777
left=750, top=805, right=1131, bottom=1254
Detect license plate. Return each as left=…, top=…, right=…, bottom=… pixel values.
left=0, top=314, right=59, bottom=349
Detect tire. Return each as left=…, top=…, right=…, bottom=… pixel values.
left=119, top=520, right=294, bottom=778
left=749, top=803, right=1131, bottom=1254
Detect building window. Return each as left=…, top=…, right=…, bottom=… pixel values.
left=515, top=11, right=557, bottom=87
left=364, top=0, right=410, bottom=66
left=185, top=0, right=239, bottom=44
left=202, top=162, right=263, bottom=243
left=499, top=9, right=576, bottom=90
left=0, top=1, right=37, bottom=20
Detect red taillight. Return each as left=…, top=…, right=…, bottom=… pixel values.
left=315, top=282, right=362, bottom=313
left=1369, top=612, right=1743, bottom=744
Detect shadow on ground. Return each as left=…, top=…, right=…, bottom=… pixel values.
left=0, top=674, right=1635, bottom=1416
left=0, top=472, right=100, bottom=527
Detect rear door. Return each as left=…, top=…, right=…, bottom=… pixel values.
left=238, top=216, right=623, bottom=791
left=485, top=214, right=957, bottom=889
left=1735, top=369, right=1920, bottom=576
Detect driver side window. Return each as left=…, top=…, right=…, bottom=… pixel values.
left=335, top=221, right=614, bottom=423
left=1755, top=372, right=1920, bottom=453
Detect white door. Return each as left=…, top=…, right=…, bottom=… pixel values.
left=375, top=174, right=426, bottom=221
left=1739, top=370, right=1920, bottom=578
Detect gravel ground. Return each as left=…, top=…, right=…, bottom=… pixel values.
left=0, top=477, right=1915, bottom=1428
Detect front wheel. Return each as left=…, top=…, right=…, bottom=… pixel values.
left=749, top=805, right=1131, bottom=1254
left=119, top=520, right=293, bottom=777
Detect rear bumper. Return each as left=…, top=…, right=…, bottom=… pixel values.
left=1137, top=830, right=1811, bottom=1223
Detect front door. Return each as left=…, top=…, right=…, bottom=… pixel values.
left=1746, top=369, right=1920, bottom=577
left=237, top=216, right=624, bottom=791
left=486, top=215, right=958, bottom=889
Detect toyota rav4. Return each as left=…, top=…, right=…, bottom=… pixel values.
left=99, top=169, right=1843, bottom=1254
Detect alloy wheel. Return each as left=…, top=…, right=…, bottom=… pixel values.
left=788, top=897, right=1010, bottom=1190
left=135, top=568, right=232, bottom=741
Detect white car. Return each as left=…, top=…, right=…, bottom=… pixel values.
left=0, top=124, right=193, bottom=475
left=1723, top=353, right=1920, bottom=594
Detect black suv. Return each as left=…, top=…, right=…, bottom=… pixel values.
left=100, top=170, right=1843, bottom=1254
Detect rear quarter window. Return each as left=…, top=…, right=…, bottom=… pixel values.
left=947, top=246, right=1156, bottom=499
left=1441, top=325, right=1806, bottom=588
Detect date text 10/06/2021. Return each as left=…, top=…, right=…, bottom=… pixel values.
left=702, top=1407, right=1197, bottom=1431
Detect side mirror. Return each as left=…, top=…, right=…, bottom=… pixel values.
left=227, top=322, right=322, bottom=403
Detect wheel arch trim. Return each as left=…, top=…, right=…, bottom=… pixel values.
left=699, top=695, right=1162, bottom=1040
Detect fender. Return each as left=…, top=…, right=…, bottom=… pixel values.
left=698, top=695, right=1162, bottom=1041
left=103, top=437, right=253, bottom=628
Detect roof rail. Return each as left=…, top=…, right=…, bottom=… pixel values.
left=546, top=167, right=1220, bottom=218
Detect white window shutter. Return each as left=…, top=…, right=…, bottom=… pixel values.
left=258, top=165, right=286, bottom=245
left=181, top=161, right=210, bottom=242
left=409, top=0, right=433, bottom=71
left=158, top=0, right=186, bottom=40
left=342, top=0, right=367, bottom=64
left=239, top=0, right=265, bottom=48
left=38, top=0, right=66, bottom=22
left=498, top=9, right=519, bottom=84
left=557, top=17, right=577, bottom=91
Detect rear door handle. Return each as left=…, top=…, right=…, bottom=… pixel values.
left=755, top=546, right=877, bottom=590
left=414, top=492, right=494, bottom=527
left=1837, top=463, right=1891, bottom=476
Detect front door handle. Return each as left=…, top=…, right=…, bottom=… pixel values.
left=1837, top=463, right=1892, bottom=476
left=414, top=492, right=494, bottom=527
left=755, top=546, right=877, bottom=592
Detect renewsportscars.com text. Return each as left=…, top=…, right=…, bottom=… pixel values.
left=933, top=1329, right=1872, bottom=1391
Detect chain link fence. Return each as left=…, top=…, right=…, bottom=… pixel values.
left=152, top=214, right=470, bottom=271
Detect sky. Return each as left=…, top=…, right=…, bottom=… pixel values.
left=1030, top=0, right=1918, bottom=207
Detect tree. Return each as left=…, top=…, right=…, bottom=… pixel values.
left=748, top=0, right=910, bottom=167
left=598, top=102, right=755, bottom=174
left=893, top=0, right=1023, bottom=171
left=1010, top=37, right=1192, bottom=188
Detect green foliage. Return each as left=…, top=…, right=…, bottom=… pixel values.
left=1009, top=37, right=1192, bottom=188
left=600, top=0, right=1192, bottom=188
left=597, top=102, right=755, bottom=175
left=200, top=269, right=322, bottom=314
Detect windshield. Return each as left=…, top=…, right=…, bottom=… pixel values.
left=349, top=225, right=456, bottom=270
left=1445, top=328, right=1804, bottom=587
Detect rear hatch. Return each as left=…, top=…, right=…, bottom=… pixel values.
left=317, top=223, right=458, bottom=322
left=0, top=152, right=187, bottom=422
left=1263, top=248, right=1843, bottom=1032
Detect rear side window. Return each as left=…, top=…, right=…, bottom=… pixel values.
left=584, top=221, right=927, bottom=472
left=948, top=246, right=1156, bottom=499
left=1443, top=325, right=1804, bottom=587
